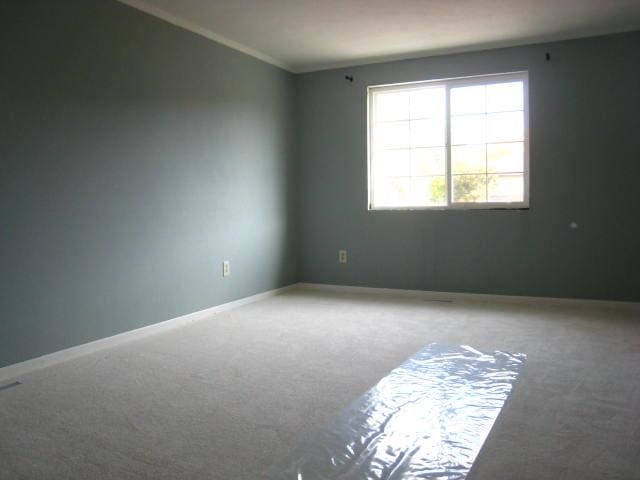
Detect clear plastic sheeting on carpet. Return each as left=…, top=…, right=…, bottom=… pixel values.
left=267, top=343, right=526, bottom=480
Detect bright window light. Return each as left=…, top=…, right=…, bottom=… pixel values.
left=368, top=72, right=529, bottom=210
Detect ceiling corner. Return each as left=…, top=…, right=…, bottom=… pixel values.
left=116, top=0, right=294, bottom=72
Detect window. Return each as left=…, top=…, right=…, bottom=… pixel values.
left=368, top=72, right=528, bottom=210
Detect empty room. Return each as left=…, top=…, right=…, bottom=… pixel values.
left=1, top=1, right=640, bottom=479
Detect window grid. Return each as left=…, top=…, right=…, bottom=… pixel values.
left=368, top=72, right=528, bottom=210
left=445, top=83, right=452, bottom=206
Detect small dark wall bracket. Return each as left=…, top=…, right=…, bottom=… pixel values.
left=345, top=75, right=354, bottom=82
left=545, top=52, right=551, bottom=61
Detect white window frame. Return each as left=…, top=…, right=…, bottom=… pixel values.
left=367, top=71, right=529, bottom=210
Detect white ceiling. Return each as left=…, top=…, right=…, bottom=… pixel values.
left=119, top=0, right=640, bottom=73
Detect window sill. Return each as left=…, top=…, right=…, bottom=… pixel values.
left=368, top=203, right=529, bottom=211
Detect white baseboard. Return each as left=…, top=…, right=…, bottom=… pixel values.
left=296, top=282, right=640, bottom=310
left=3, top=282, right=636, bottom=384
left=0, top=284, right=295, bottom=384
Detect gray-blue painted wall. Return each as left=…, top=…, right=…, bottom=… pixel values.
left=0, top=0, right=297, bottom=368
left=296, top=32, right=640, bottom=301
left=1, top=2, right=638, bottom=371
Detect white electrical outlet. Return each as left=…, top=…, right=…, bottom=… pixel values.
left=222, top=260, right=231, bottom=277
left=338, top=250, right=347, bottom=264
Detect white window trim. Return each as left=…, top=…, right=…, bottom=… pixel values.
left=367, top=71, right=530, bottom=211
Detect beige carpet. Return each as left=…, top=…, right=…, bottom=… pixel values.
left=1, top=286, right=639, bottom=479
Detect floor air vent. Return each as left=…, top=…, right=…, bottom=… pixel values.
left=0, top=381, right=21, bottom=392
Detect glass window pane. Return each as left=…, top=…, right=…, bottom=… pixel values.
left=376, top=91, right=409, bottom=121
left=374, top=149, right=411, bottom=178
left=450, top=85, right=486, bottom=115
left=370, top=75, right=527, bottom=209
left=487, top=81, right=523, bottom=112
left=411, top=118, right=445, bottom=147
left=487, top=142, right=524, bottom=173
left=452, top=145, right=486, bottom=174
left=486, top=112, right=524, bottom=143
left=488, top=173, right=524, bottom=202
left=411, top=176, right=446, bottom=206
left=374, top=177, right=411, bottom=207
left=451, top=114, right=485, bottom=145
left=410, top=87, right=445, bottom=119
left=376, top=121, right=410, bottom=149
left=411, top=147, right=445, bottom=176
left=453, top=174, right=487, bottom=203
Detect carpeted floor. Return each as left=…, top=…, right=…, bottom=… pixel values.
left=1, top=286, right=639, bottom=480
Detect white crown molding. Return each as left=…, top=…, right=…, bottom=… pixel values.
left=294, top=27, right=640, bottom=74
left=116, top=0, right=293, bottom=72
left=116, top=1, right=640, bottom=75
left=0, top=284, right=296, bottom=384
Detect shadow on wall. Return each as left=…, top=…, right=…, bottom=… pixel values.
left=0, top=0, right=297, bottom=368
